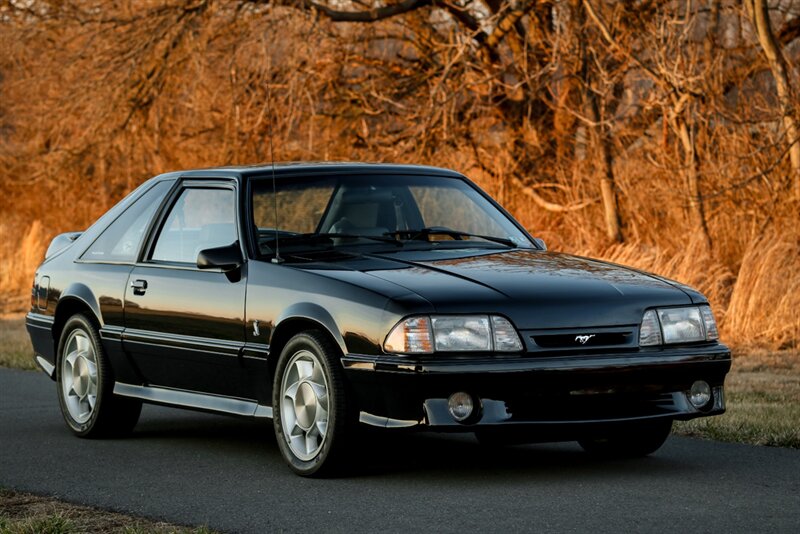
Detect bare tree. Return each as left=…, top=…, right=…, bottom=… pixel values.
left=745, top=0, right=800, bottom=198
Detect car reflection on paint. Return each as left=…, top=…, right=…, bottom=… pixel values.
left=26, top=163, right=730, bottom=476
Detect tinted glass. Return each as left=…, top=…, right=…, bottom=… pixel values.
left=81, top=180, right=172, bottom=262
left=252, top=179, right=336, bottom=234
left=152, top=188, right=237, bottom=264
left=251, top=174, right=532, bottom=256
left=409, top=185, right=508, bottom=237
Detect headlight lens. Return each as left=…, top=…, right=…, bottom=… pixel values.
left=384, top=315, right=522, bottom=354
left=658, top=307, right=704, bottom=343
left=431, top=316, right=491, bottom=351
left=639, top=305, right=719, bottom=346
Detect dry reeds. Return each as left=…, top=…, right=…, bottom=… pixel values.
left=726, top=229, right=800, bottom=349
left=0, top=221, right=46, bottom=314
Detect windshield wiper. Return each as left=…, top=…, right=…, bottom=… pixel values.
left=262, top=232, right=403, bottom=246
left=386, top=227, right=517, bottom=248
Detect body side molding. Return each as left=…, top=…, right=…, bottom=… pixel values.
left=113, top=383, right=272, bottom=418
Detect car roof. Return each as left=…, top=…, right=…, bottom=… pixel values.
left=156, top=162, right=466, bottom=182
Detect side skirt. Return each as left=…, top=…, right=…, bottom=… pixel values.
left=114, top=382, right=273, bottom=419
left=36, top=356, right=56, bottom=379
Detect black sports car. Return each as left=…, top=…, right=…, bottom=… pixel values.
left=26, top=163, right=730, bottom=476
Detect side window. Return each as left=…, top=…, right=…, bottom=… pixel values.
left=81, top=181, right=172, bottom=263
left=151, top=188, right=237, bottom=264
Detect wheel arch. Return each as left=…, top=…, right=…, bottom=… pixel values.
left=53, top=284, right=103, bottom=346
left=268, top=304, right=348, bottom=377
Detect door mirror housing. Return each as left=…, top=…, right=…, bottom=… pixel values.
left=197, top=242, right=243, bottom=272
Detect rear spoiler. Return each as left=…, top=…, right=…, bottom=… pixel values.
left=45, top=232, right=82, bottom=259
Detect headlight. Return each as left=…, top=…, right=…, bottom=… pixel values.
left=639, top=305, right=719, bottom=346
left=384, top=315, right=522, bottom=354
left=431, top=316, right=491, bottom=351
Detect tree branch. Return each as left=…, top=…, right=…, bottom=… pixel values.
left=510, top=176, right=597, bottom=212
left=275, top=0, right=432, bottom=23
left=777, top=16, right=800, bottom=45
left=485, top=0, right=536, bottom=50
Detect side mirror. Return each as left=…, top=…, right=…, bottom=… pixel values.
left=197, top=242, right=243, bottom=272
left=532, top=237, right=547, bottom=251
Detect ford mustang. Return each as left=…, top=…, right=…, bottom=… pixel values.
left=26, top=163, right=731, bottom=476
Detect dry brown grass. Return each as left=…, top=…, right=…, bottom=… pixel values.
left=0, top=222, right=46, bottom=315
left=0, top=317, right=35, bottom=371
left=0, top=489, right=214, bottom=534
left=725, top=229, right=800, bottom=349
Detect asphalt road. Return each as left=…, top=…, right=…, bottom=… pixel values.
left=1, top=368, right=799, bottom=533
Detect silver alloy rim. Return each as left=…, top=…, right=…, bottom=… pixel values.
left=280, top=349, right=330, bottom=461
left=61, top=329, right=99, bottom=424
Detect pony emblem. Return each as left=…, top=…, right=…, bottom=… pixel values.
left=575, top=334, right=595, bottom=345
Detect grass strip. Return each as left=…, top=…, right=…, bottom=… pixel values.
left=0, top=489, right=214, bottom=534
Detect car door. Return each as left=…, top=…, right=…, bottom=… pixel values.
left=122, top=179, right=252, bottom=399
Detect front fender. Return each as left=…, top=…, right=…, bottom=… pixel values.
left=274, top=302, right=348, bottom=356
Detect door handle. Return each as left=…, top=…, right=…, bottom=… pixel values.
left=130, top=279, right=148, bottom=295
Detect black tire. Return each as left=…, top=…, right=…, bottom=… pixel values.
left=55, top=313, right=142, bottom=438
left=272, top=330, right=355, bottom=477
left=578, top=419, right=673, bottom=458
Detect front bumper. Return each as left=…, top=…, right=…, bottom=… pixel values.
left=342, top=345, right=731, bottom=432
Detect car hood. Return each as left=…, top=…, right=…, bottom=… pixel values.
left=299, top=248, right=697, bottom=329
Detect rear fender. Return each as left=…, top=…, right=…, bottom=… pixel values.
left=54, top=283, right=103, bottom=333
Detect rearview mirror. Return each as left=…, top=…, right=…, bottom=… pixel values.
left=197, top=242, right=243, bottom=272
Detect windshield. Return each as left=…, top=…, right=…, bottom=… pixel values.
left=250, top=174, right=533, bottom=258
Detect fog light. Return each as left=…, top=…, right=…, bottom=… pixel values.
left=448, top=392, right=474, bottom=422
left=689, top=380, right=712, bottom=408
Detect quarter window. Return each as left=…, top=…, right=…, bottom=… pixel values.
left=81, top=180, right=172, bottom=263
left=151, top=188, right=237, bottom=264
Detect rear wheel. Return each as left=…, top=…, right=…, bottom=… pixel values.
left=56, top=314, right=141, bottom=437
left=273, top=330, right=355, bottom=477
left=578, top=419, right=673, bottom=458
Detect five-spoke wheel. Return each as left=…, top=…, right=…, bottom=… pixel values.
left=273, top=330, right=354, bottom=476
left=56, top=313, right=141, bottom=437
left=280, top=350, right=330, bottom=461
left=60, top=329, right=99, bottom=424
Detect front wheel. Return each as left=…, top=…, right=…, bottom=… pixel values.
left=578, top=419, right=673, bottom=458
left=272, top=330, right=354, bottom=477
left=56, top=313, right=142, bottom=437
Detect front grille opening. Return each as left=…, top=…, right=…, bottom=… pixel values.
left=507, top=392, right=676, bottom=421
left=532, top=331, right=633, bottom=349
